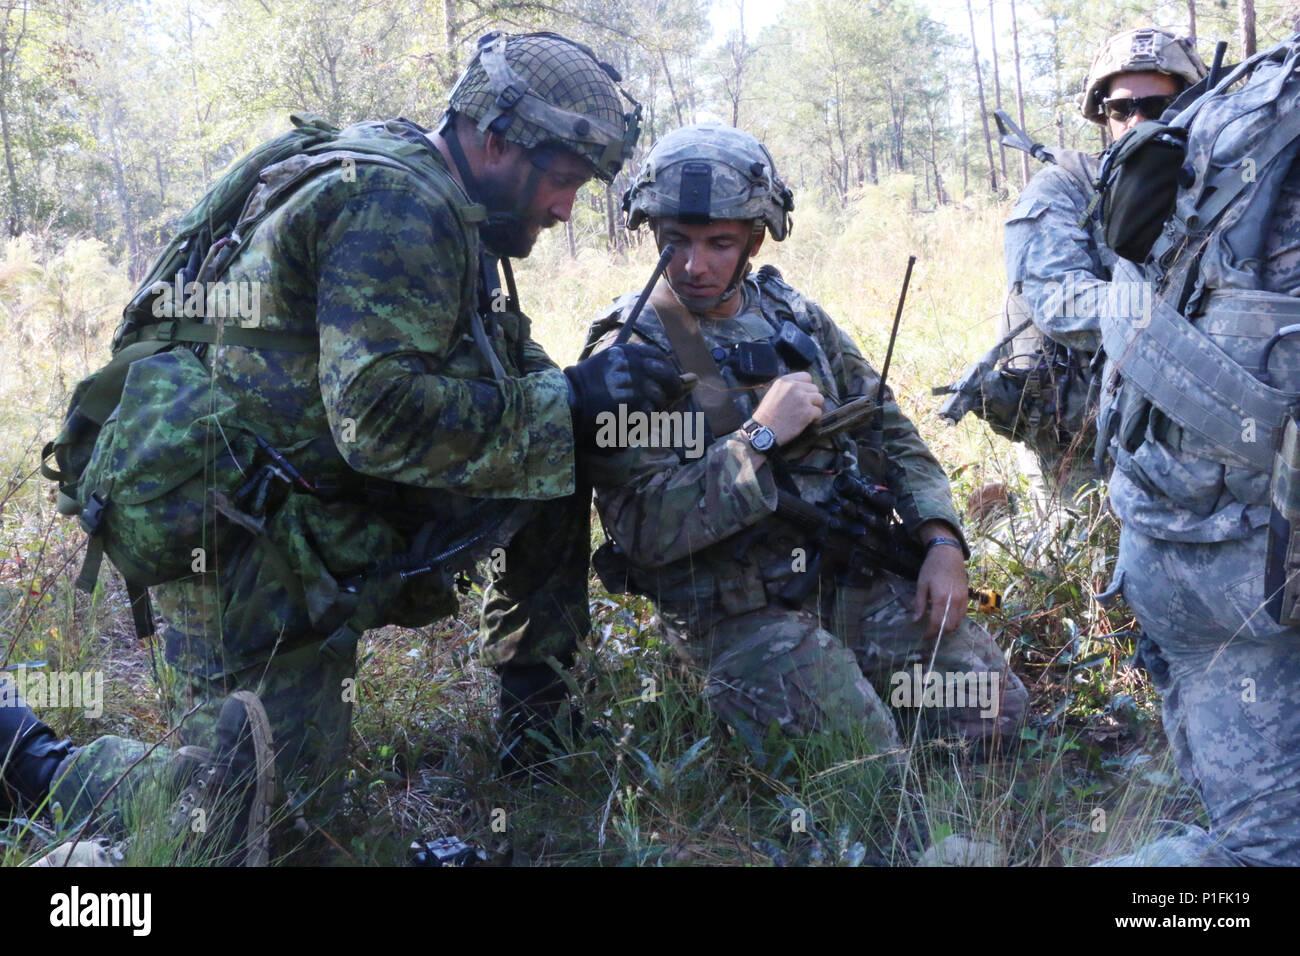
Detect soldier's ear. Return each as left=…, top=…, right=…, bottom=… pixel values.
left=481, top=129, right=521, bottom=171
left=748, top=227, right=766, bottom=257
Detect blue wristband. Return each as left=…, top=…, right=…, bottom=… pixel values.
left=924, top=536, right=963, bottom=553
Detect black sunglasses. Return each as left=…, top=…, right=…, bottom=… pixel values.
left=1103, top=95, right=1176, bottom=121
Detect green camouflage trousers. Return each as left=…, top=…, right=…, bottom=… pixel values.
left=1098, top=529, right=1300, bottom=866
left=479, top=484, right=592, bottom=670
left=46, top=493, right=591, bottom=851
left=665, top=572, right=1027, bottom=756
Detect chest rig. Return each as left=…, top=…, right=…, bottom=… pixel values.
left=592, top=267, right=873, bottom=619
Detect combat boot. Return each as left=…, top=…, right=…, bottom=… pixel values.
left=498, top=663, right=603, bottom=780
left=0, top=681, right=74, bottom=818
left=166, top=691, right=276, bottom=866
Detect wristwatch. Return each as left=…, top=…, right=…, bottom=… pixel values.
left=740, top=418, right=778, bottom=454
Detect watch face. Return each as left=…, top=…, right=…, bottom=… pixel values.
left=750, top=425, right=775, bottom=451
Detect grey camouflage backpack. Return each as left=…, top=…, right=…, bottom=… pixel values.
left=1092, top=34, right=1300, bottom=624
left=934, top=113, right=1103, bottom=460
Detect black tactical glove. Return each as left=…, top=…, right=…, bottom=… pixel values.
left=563, top=344, right=685, bottom=453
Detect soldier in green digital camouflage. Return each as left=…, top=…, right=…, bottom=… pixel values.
left=582, top=125, right=1027, bottom=758
left=0, top=31, right=683, bottom=862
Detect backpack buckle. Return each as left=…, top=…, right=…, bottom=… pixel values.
left=153, top=320, right=177, bottom=342
left=80, top=491, right=107, bottom=534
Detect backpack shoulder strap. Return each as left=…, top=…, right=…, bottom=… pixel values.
left=1100, top=259, right=1296, bottom=473
left=754, top=264, right=818, bottom=336
left=648, top=280, right=748, bottom=437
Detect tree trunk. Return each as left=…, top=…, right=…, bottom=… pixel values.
left=442, top=0, right=460, bottom=86
left=185, top=3, right=210, bottom=184
left=886, top=78, right=906, bottom=171
left=960, top=86, right=969, bottom=196
left=1049, top=12, right=1065, bottom=151
left=1187, top=0, right=1197, bottom=41
left=660, top=49, right=684, bottom=126
left=926, top=103, right=947, bottom=205
left=1239, top=0, right=1256, bottom=57
left=966, top=0, right=998, bottom=192
left=727, top=0, right=747, bottom=128
left=989, top=0, right=1007, bottom=181
left=685, top=55, right=698, bottom=123
left=605, top=184, right=617, bottom=251
left=835, top=82, right=849, bottom=199
left=1010, top=0, right=1030, bottom=187
left=103, top=105, right=142, bottom=279
left=0, top=0, right=30, bottom=236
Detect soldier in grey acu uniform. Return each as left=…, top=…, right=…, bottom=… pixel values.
left=999, top=28, right=1204, bottom=504
left=583, top=125, right=1027, bottom=757
left=1095, top=34, right=1300, bottom=866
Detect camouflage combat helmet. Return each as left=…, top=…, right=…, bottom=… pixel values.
left=1081, top=28, right=1207, bottom=125
left=448, top=31, right=640, bottom=183
left=624, top=123, right=794, bottom=239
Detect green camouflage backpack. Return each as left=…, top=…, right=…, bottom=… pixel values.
left=40, top=113, right=463, bottom=639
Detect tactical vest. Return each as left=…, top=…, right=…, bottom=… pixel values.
left=586, top=267, right=871, bottom=627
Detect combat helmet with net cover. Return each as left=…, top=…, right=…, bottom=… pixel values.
left=444, top=31, right=641, bottom=187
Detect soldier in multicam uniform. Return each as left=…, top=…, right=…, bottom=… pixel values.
left=583, top=125, right=1027, bottom=756
left=1094, top=33, right=1300, bottom=867
left=0, top=31, right=681, bottom=862
left=997, top=28, right=1204, bottom=505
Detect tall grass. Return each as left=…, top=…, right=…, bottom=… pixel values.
left=0, top=181, right=1203, bottom=866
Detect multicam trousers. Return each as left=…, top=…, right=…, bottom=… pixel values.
left=663, top=571, right=1028, bottom=756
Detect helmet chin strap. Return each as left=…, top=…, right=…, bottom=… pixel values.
left=439, top=112, right=546, bottom=239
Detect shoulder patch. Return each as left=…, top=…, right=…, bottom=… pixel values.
left=1006, top=193, right=1052, bottom=226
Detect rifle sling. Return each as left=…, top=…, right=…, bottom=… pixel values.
left=649, top=281, right=748, bottom=438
